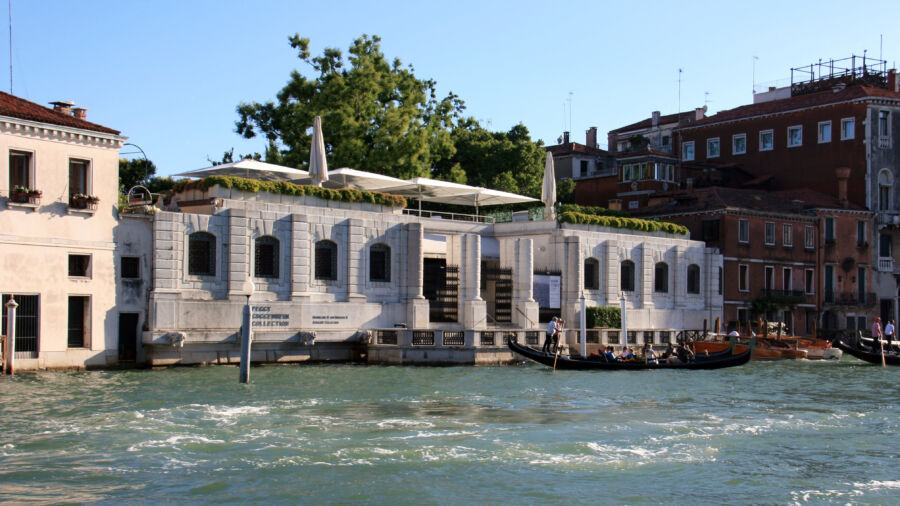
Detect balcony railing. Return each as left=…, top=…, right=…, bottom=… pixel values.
left=828, top=292, right=877, bottom=307
left=762, top=289, right=805, bottom=298
left=878, top=136, right=891, bottom=149
left=878, top=257, right=894, bottom=272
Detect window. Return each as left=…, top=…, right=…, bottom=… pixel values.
left=315, top=240, right=338, bottom=280
left=718, top=267, right=723, bottom=295
left=628, top=201, right=639, bottom=210
left=666, top=164, right=674, bottom=182
left=841, top=118, right=855, bottom=140
left=805, top=269, right=814, bottom=294
left=818, top=121, right=832, bottom=143
left=879, top=110, right=890, bottom=137
left=9, top=150, right=32, bottom=189
left=765, top=222, right=775, bottom=246
left=787, top=125, right=802, bottom=147
left=121, top=257, right=140, bottom=279
left=732, top=134, right=746, bottom=155
left=857, top=316, right=866, bottom=331
left=739, top=264, right=749, bottom=292
left=702, top=219, right=720, bottom=241
left=824, top=266, right=834, bottom=303
left=739, top=219, right=749, bottom=244
left=621, top=164, right=631, bottom=182
left=857, top=221, right=867, bottom=246
left=682, top=141, right=695, bottom=161
left=687, top=264, right=701, bottom=294
left=69, top=159, right=90, bottom=203
left=68, top=254, right=91, bottom=277
left=805, top=226, right=815, bottom=249
left=879, top=233, right=892, bottom=258
left=880, top=184, right=891, bottom=211
left=67, top=295, right=90, bottom=348
left=824, top=217, right=835, bottom=243
left=707, top=138, right=720, bottom=158
left=662, top=135, right=670, bottom=147
left=620, top=260, right=635, bottom=292
left=783, top=267, right=792, bottom=291
left=759, top=130, right=774, bottom=151
left=858, top=267, right=866, bottom=300
left=1, top=294, right=39, bottom=358
left=654, top=262, right=668, bottom=293
left=783, top=224, right=793, bottom=247
left=764, top=266, right=775, bottom=291
left=370, top=244, right=391, bottom=282
left=188, top=232, right=216, bottom=276
left=254, top=236, right=279, bottom=278
left=580, top=160, right=588, bottom=177
left=584, top=258, right=599, bottom=290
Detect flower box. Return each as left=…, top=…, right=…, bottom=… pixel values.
left=70, top=194, right=100, bottom=210
left=10, top=190, right=29, bottom=203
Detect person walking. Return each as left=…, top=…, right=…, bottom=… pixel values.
left=542, top=317, right=559, bottom=354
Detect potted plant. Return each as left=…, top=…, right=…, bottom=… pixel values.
left=10, top=185, right=30, bottom=203
left=26, top=188, right=41, bottom=204
left=71, top=193, right=98, bottom=209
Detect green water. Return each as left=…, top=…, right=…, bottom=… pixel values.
left=0, top=359, right=897, bottom=504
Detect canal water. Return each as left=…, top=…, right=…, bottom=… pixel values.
left=0, top=359, right=897, bottom=504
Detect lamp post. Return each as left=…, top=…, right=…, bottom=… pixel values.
left=239, top=281, right=255, bottom=383
left=5, top=296, right=17, bottom=376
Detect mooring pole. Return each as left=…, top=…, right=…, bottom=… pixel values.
left=239, top=281, right=255, bottom=384
left=580, top=294, right=587, bottom=358
left=5, top=296, right=17, bottom=376
left=620, top=294, right=627, bottom=348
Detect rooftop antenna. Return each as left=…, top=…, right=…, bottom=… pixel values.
left=8, top=0, right=12, bottom=94
left=752, top=56, right=758, bottom=95
left=704, top=91, right=713, bottom=107
left=567, top=91, right=573, bottom=133
left=677, top=68, right=682, bottom=113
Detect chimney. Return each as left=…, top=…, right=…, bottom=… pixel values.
left=791, top=199, right=804, bottom=213
left=768, top=86, right=776, bottom=92
left=72, top=107, right=87, bottom=120
left=563, top=131, right=570, bottom=144
left=608, top=199, right=622, bottom=211
left=752, top=195, right=762, bottom=208
left=695, top=106, right=707, bottom=120
left=889, top=69, right=899, bottom=93
left=50, top=100, right=74, bottom=115
left=586, top=127, right=598, bottom=148
left=835, top=167, right=851, bottom=207
left=651, top=111, right=661, bottom=127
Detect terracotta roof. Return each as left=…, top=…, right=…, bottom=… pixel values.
left=546, top=142, right=608, bottom=156
left=609, top=110, right=700, bottom=134
left=682, top=85, right=900, bottom=130
left=633, top=187, right=866, bottom=217
left=0, top=91, right=120, bottom=135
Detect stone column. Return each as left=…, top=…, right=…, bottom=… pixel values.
left=405, top=223, right=428, bottom=327
left=290, top=214, right=311, bottom=301
left=460, top=233, right=487, bottom=329
left=227, top=208, right=250, bottom=300
left=512, top=238, right=539, bottom=329
left=561, top=235, right=582, bottom=329
left=346, top=218, right=366, bottom=302
left=605, top=239, right=619, bottom=302
left=642, top=243, right=654, bottom=309
left=673, top=245, right=685, bottom=308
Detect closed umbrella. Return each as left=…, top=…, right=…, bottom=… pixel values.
left=309, top=115, right=329, bottom=187
left=542, top=151, right=557, bottom=220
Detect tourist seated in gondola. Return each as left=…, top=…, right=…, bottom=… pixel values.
left=676, top=343, right=695, bottom=364
left=661, top=343, right=675, bottom=360
left=604, top=346, right=617, bottom=362
left=643, top=343, right=658, bottom=364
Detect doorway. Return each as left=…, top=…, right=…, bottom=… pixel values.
left=118, top=313, right=139, bottom=362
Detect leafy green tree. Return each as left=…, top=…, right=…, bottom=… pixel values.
left=235, top=34, right=464, bottom=179
left=118, top=158, right=157, bottom=193
left=556, top=178, right=576, bottom=204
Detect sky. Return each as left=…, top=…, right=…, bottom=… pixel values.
left=5, top=0, right=900, bottom=178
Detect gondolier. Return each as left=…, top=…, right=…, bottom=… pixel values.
left=542, top=317, right=560, bottom=354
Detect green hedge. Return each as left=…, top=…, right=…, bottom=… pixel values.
left=172, top=175, right=407, bottom=208
left=586, top=306, right=621, bottom=329
left=558, top=203, right=631, bottom=218
left=558, top=211, right=689, bottom=235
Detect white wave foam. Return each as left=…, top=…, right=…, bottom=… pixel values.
left=127, top=434, right=225, bottom=452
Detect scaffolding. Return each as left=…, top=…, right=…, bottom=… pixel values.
left=790, top=54, right=889, bottom=96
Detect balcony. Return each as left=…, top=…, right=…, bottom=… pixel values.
left=878, top=136, right=891, bottom=149
left=878, top=257, right=894, bottom=272
left=827, top=292, right=877, bottom=307
left=760, top=289, right=807, bottom=305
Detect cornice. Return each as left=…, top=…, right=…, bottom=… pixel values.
left=0, top=115, right=127, bottom=149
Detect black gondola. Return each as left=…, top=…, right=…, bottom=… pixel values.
left=833, top=334, right=900, bottom=366
left=508, top=338, right=752, bottom=370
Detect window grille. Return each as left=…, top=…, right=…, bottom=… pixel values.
left=255, top=236, right=279, bottom=278
left=188, top=232, right=215, bottom=276
left=315, top=241, right=337, bottom=280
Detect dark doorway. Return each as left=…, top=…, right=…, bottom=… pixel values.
left=481, top=261, right=512, bottom=323
left=118, top=313, right=139, bottom=362
left=424, top=258, right=458, bottom=322
left=880, top=299, right=894, bottom=323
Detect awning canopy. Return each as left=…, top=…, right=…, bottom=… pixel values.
left=173, top=159, right=309, bottom=181
left=293, top=167, right=409, bottom=191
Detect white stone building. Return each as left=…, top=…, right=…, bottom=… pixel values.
left=0, top=93, right=126, bottom=369
left=142, top=183, right=723, bottom=366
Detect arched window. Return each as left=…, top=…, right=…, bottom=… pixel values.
left=878, top=168, right=893, bottom=211
left=687, top=264, right=701, bottom=294
left=584, top=257, right=599, bottom=290
left=369, top=243, right=391, bottom=282
left=654, top=262, right=668, bottom=293
left=188, top=232, right=215, bottom=276
left=621, top=260, right=635, bottom=292
left=315, top=240, right=337, bottom=280
left=254, top=236, right=279, bottom=278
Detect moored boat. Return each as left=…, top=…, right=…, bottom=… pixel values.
left=833, top=333, right=900, bottom=366
left=692, top=335, right=841, bottom=361
left=508, top=338, right=752, bottom=370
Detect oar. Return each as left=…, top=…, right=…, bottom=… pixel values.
left=881, top=336, right=886, bottom=367
left=552, top=333, right=561, bottom=371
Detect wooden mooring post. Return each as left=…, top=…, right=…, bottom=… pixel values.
left=5, top=297, right=17, bottom=376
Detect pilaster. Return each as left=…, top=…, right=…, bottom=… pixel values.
left=290, top=214, right=311, bottom=301
left=512, top=237, right=539, bottom=328
left=460, top=233, right=486, bottom=329
left=227, top=208, right=249, bottom=300
left=346, top=218, right=366, bottom=302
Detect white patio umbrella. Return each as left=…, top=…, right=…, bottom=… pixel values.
left=433, top=187, right=538, bottom=216
left=309, top=115, right=329, bottom=187
left=542, top=151, right=557, bottom=220
left=373, top=177, right=479, bottom=212
left=303, top=167, right=408, bottom=191
left=172, top=159, right=309, bottom=182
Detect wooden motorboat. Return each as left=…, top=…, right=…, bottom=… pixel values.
left=692, top=335, right=841, bottom=361
left=508, top=338, right=752, bottom=370
left=833, top=333, right=900, bottom=366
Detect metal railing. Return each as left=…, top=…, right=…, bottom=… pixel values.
left=402, top=208, right=495, bottom=224
left=829, top=292, right=877, bottom=307
left=442, top=331, right=465, bottom=346
left=411, top=330, right=435, bottom=346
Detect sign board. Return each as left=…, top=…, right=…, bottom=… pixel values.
left=533, top=274, right=561, bottom=309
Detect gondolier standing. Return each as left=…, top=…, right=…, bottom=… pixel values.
left=871, top=317, right=883, bottom=349
left=543, top=317, right=560, bottom=354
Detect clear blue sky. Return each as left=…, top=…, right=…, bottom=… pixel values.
left=5, top=0, right=899, bottom=177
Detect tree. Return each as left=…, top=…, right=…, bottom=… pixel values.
left=119, top=158, right=157, bottom=193
left=235, top=34, right=464, bottom=179
left=556, top=178, right=576, bottom=204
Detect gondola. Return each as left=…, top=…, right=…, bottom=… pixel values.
left=507, top=338, right=752, bottom=370
left=832, top=334, right=900, bottom=366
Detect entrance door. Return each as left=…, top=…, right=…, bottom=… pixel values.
left=118, top=313, right=139, bottom=362
left=880, top=299, right=894, bottom=324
